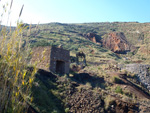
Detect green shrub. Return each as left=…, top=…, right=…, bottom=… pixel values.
left=31, top=40, right=52, bottom=47
left=65, top=108, right=69, bottom=113
left=124, top=91, right=132, bottom=97
left=124, top=60, right=132, bottom=64
left=113, top=77, right=123, bottom=84
left=115, top=86, right=123, bottom=94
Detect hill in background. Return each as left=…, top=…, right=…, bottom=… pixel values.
left=20, top=22, right=150, bottom=64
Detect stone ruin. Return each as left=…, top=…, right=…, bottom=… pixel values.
left=31, top=46, right=70, bottom=74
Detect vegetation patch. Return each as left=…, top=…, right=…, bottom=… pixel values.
left=115, top=86, right=123, bottom=94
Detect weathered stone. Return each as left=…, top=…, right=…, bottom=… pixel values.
left=66, top=88, right=104, bottom=112
left=118, top=64, right=150, bottom=90
left=31, top=46, right=70, bottom=74
left=102, top=32, right=135, bottom=53
left=83, top=33, right=101, bottom=43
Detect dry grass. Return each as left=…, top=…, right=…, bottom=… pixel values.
left=104, top=95, right=115, bottom=110
left=0, top=1, right=37, bottom=112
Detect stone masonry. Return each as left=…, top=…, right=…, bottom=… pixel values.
left=31, top=46, right=70, bottom=74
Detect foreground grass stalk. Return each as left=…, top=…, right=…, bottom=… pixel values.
left=0, top=1, right=37, bottom=112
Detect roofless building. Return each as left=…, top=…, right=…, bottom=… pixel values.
left=31, top=46, right=70, bottom=74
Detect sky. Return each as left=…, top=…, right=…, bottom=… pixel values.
left=0, top=0, right=150, bottom=26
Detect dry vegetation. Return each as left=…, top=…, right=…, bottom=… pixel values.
left=0, top=1, right=37, bottom=112
left=0, top=1, right=150, bottom=113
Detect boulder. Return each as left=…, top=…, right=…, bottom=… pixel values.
left=83, top=33, right=101, bottom=43
left=102, top=32, right=134, bottom=54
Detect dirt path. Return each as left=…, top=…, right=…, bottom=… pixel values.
left=108, top=72, right=150, bottom=99
left=119, top=75, right=150, bottom=99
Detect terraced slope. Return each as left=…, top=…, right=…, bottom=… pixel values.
left=21, top=22, right=150, bottom=63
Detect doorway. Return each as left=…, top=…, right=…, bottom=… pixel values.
left=56, top=60, right=65, bottom=74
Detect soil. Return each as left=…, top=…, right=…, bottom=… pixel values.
left=28, top=69, right=150, bottom=113
left=108, top=71, right=150, bottom=99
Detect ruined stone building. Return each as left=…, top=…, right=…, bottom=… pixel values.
left=31, top=46, right=70, bottom=74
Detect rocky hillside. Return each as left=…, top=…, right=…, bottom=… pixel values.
left=29, top=69, right=149, bottom=113
left=2, top=22, right=150, bottom=112
left=20, top=22, right=150, bottom=63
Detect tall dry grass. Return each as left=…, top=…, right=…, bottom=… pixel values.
left=0, top=1, right=37, bottom=112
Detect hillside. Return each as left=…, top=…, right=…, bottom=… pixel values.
left=22, top=22, right=150, bottom=63
left=27, top=22, right=150, bottom=45
left=1, top=22, right=150, bottom=113
left=22, top=22, right=150, bottom=112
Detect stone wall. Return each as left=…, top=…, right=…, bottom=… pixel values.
left=31, top=46, right=70, bottom=74
left=31, top=47, right=51, bottom=71
left=50, top=47, right=70, bottom=74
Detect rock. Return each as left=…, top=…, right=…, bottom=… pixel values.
left=66, top=89, right=105, bottom=112
left=118, top=64, right=150, bottom=90
left=83, top=33, right=101, bottom=44
left=102, top=32, right=135, bottom=54
left=107, top=99, right=139, bottom=113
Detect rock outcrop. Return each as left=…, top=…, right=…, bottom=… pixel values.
left=82, top=32, right=136, bottom=54
left=83, top=33, right=101, bottom=43
left=118, top=64, right=150, bottom=91
left=102, top=32, right=134, bottom=53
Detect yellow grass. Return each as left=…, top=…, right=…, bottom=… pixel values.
left=0, top=1, right=37, bottom=112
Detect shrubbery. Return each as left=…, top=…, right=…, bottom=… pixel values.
left=115, top=86, right=123, bottom=94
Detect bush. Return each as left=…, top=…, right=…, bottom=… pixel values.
left=115, top=86, right=123, bottom=94
left=124, top=60, right=132, bottom=64
left=65, top=108, right=69, bottom=113
left=104, top=95, right=115, bottom=110
left=113, top=76, right=123, bottom=84
left=31, top=40, right=52, bottom=47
